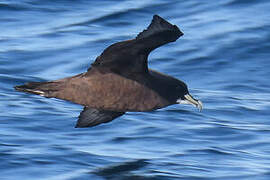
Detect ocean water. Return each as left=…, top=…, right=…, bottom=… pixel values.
left=1, top=0, right=270, bottom=179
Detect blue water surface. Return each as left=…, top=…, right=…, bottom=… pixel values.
left=1, top=0, right=270, bottom=179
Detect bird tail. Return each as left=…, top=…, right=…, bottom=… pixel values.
left=14, top=81, right=60, bottom=97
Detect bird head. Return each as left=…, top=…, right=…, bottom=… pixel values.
left=174, top=81, right=203, bottom=111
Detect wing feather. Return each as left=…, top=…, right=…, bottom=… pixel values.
left=76, top=107, right=125, bottom=128
left=90, top=15, right=183, bottom=75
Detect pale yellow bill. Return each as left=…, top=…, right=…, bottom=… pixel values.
left=177, top=94, right=203, bottom=111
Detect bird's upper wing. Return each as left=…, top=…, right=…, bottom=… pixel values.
left=89, top=15, right=183, bottom=75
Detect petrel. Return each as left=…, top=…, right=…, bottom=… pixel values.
left=15, top=15, right=203, bottom=128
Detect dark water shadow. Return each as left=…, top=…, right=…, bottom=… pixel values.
left=93, top=159, right=148, bottom=179
left=88, top=159, right=177, bottom=180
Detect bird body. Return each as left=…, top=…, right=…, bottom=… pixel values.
left=15, top=15, right=202, bottom=128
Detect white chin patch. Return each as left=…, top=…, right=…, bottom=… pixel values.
left=176, top=99, right=190, bottom=104
left=177, top=94, right=203, bottom=112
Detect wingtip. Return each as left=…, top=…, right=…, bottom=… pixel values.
left=74, top=122, right=87, bottom=128
left=74, top=122, right=85, bottom=128
left=153, top=14, right=184, bottom=36
left=153, top=14, right=160, bottom=19
left=136, top=14, right=184, bottom=41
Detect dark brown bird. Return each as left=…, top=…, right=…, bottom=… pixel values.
left=15, top=15, right=202, bottom=128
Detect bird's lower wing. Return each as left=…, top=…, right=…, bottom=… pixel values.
left=75, top=107, right=125, bottom=128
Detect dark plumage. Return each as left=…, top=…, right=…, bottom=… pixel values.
left=15, top=15, right=202, bottom=128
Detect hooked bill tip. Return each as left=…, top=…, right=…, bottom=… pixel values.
left=177, top=94, right=203, bottom=112
left=197, top=100, right=203, bottom=112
